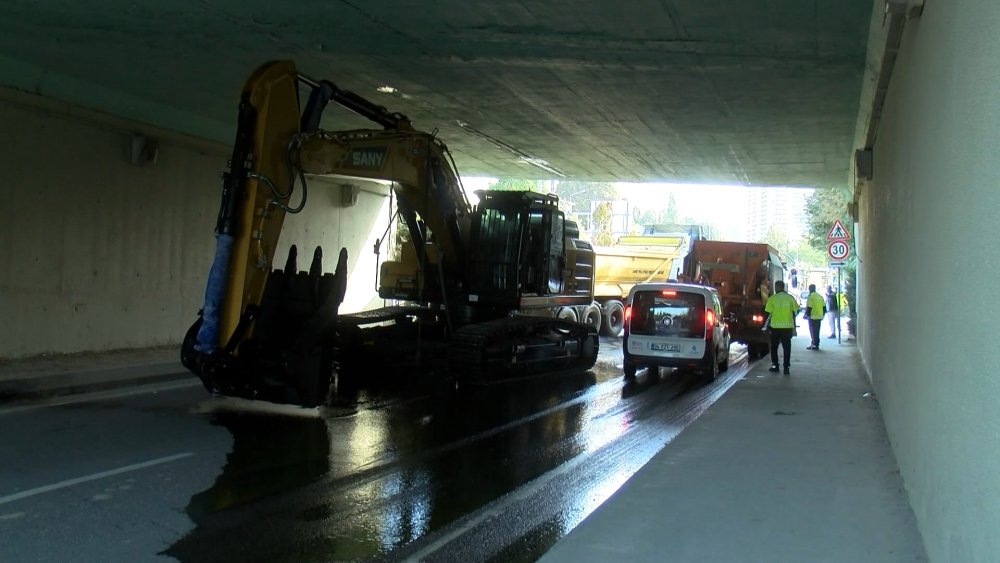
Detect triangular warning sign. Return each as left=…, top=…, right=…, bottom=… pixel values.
left=826, top=219, right=851, bottom=241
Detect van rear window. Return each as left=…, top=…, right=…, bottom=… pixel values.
left=630, top=291, right=706, bottom=338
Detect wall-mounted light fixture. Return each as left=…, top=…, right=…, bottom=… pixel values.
left=130, top=134, right=159, bottom=167
left=341, top=184, right=360, bottom=207
left=855, top=148, right=873, bottom=181
left=885, top=0, right=924, bottom=19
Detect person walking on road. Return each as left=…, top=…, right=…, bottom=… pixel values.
left=804, top=284, right=826, bottom=350
left=764, top=280, right=798, bottom=375
left=826, top=285, right=840, bottom=338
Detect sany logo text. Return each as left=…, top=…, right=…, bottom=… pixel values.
left=350, top=148, right=387, bottom=169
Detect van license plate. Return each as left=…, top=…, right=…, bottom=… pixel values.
left=651, top=343, right=681, bottom=352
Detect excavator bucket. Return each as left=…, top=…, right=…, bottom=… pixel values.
left=182, top=246, right=349, bottom=407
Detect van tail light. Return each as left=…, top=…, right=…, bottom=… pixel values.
left=706, top=308, right=716, bottom=326
left=751, top=313, right=765, bottom=325
left=624, top=305, right=632, bottom=331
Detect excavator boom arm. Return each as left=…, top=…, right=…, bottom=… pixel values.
left=195, top=60, right=469, bottom=356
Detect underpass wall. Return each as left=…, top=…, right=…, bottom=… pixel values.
left=0, top=92, right=389, bottom=359
left=857, top=0, right=1000, bottom=559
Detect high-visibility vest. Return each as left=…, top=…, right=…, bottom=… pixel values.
left=806, top=291, right=826, bottom=319
left=765, top=292, right=798, bottom=328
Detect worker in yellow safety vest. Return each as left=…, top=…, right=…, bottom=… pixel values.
left=804, top=284, right=827, bottom=350
left=764, top=280, right=798, bottom=375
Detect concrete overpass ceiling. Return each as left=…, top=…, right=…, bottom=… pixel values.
left=0, top=0, right=871, bottom=187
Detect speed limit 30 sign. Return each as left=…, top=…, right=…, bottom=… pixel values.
left=828, top=240, right=850, bottom=261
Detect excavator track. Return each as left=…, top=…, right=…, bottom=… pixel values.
left=450, top=316, right=599, bottom=384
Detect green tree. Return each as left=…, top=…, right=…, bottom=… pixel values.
left=552, top=181, right=617, bottom=208
left=762, top=225, right=790, bottom=255
left=547, top=180, right=618, bottom=234
left=633, top=208, right=658, bottom=227
left=790, top=240, right=826, bottom=268
left=490, top=178, right=538, bottom=191
left=552, top=180, right=617, bottom=221
left=664, top=193, right=679, bottom=223
left=632, top=197, right=680, bottom=232
left=804, top=186, right=857, bottom=336
left=591, top=201, right=615, bottom=246
left=805, top=187, right=853, bottom=253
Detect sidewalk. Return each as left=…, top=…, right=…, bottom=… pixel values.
left=0, top=345, right=187, bottom=404
left=541, top=332, right=928, bottom=562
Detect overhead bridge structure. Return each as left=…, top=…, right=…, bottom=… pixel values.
left=0, top=1, right=997, bottom=559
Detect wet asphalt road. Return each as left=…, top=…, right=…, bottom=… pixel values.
left=0, top=338, right=751, bottom=562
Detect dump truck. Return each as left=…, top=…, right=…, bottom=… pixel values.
left=590, top=232, right=691, bottom=336
left=680, top=240, right=786, bottom=358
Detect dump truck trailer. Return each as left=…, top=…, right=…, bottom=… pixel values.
left=591, top=233, right=690, bottom=336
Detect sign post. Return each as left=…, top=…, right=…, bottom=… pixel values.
left=825, top=221, right=851, bottom=343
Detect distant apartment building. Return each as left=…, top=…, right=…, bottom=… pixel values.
left=744, top=187, right=812, bottom=243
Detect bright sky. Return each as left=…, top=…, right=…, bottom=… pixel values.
left=616, top=181, right=749, bottom=225
left=459, top=176, right=494, bottom=205
left=460, top=177, right=756, bottom=240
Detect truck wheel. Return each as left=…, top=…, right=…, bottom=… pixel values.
left=556, top=307, right=578, bottom=323
left=601, top=300, right=625, bottom=337
left=582, top=304, right=603, bottom=332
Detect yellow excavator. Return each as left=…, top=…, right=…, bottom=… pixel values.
left=181, top=61, right=599, bottom=407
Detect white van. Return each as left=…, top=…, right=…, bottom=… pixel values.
left=622, top=282, right=731, bottom=382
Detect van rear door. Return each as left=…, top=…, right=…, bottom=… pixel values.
left=630, top=290, right=706, bottom=339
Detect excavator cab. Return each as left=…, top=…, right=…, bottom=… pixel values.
left=466, top=190, right=566, bottom=310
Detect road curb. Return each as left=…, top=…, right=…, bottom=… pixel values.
left=0, top=362, right=190, bottom=405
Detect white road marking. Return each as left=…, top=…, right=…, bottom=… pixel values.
left=0, top=512, right=25, bottom=520
left=0, top=452, right=194, bottom=506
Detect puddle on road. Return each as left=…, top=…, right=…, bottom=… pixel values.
left=167, top=365, right=644, bottom=562
left=185, top=410, right=331, bottom=517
